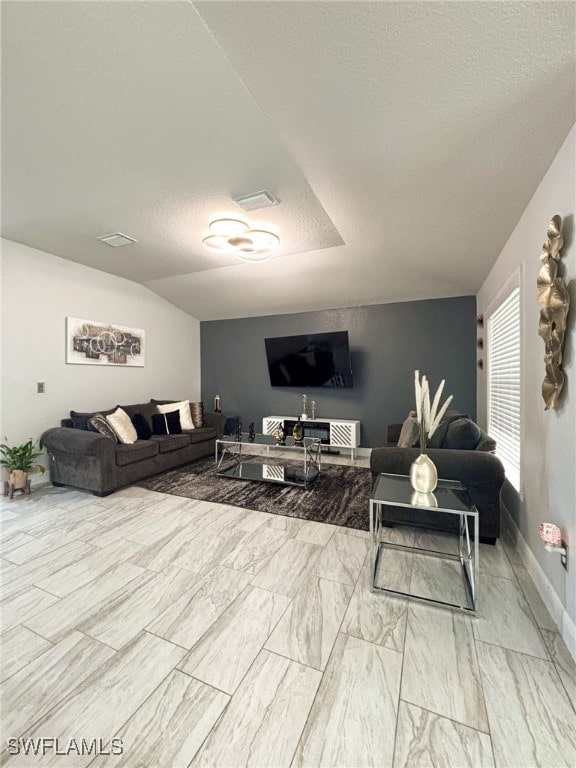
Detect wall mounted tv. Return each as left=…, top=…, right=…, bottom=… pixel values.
left=265, top=331, right=353, bottom=388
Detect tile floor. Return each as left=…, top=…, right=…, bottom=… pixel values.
left=0, top=457, right=575, bottom=768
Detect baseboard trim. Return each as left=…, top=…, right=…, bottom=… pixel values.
left=502, top=504, right=575, bottom=660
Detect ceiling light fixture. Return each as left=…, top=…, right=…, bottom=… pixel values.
left=202, top=215, right=279, bottom=262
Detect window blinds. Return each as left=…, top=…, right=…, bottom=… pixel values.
left=488, top=287, right=521, bottom=491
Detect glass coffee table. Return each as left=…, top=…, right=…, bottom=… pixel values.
left=370, top=473, right=479, bottom=613
left=215, top=433, right=321, bottom=489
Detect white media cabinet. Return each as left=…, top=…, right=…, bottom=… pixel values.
left=262, top=416, right=361, bottom=460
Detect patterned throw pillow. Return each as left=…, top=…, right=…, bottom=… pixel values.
left=190, top=401, right=204, bottom=428
left=157, top=400, right=194, bottom=430
left=88, top=414, right=118, bottom=442
left=397, top=411, right=420, bottom=447
left=105, top=407, right=138, bottom=445
left=131, top=413, right=152, bottom=440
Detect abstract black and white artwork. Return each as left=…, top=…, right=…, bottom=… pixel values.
left=66, top=317, right=145, bottom=366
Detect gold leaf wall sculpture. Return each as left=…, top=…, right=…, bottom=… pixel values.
left=537, top=215, right=570, bottom=409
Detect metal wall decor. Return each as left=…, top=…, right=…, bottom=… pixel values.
left=537, top=215, right=570, bottom=409
left=66, top=317, right=144, bottom=366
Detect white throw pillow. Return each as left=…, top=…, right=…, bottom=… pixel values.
left=106, top=407, right=138, bottom=444
left=157, top=400, right=194, bottom=430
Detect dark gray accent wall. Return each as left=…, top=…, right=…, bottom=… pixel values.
left=201, top=297, right=477, bottom=447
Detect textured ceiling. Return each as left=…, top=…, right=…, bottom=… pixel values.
left=2, top=1, right=575, bottom=320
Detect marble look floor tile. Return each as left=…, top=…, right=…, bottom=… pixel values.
left=512, top=562, right=557, bottom=631
left=265, top=514, right=304, bottom=536
left=128, top=519, right=210, bottom=573
left=173, top=528, right=248, bottom=580
left=265, top=576, right=353, bottom=670
left=380, top=524, right=417, bottom=547
left=80, top=566, right=195, bottom=649
left=232, top=508, right=270, bottom=533
left=473, top=574, right=548, bottom=658
left=393, top=700, right=495, bottom=768
left=23, top=562, right=146, bottom=642
left=179, top=586, right=291, bottom=694
left=0, top=530, right=37, bottom=552
left=377, top=544, right=415, bottom=577
left=90, top=670, right=229, bottom=768
left=293, top=633, right=402, bottom=768
left=11, top=519, right=102, bottom=550
left=412, top=528, right=460, bottom=556
left=0, top=558, right=17, bottom=577
left=81, top=509, right=164, bottom=547
left=338, top=525, right=371, bottom=540
left=251, top=539, right=322, bottom=597
left=1, top=630, right=115, bottom=737
left=541, top=629, right=576, bottom=711
left=2, top=523, right=101, bottom=566
left=402, top=603, right=489, bottom=731
left=478, top=641, right=576, bottom=768
left=315, top=531, right=369, bottom=585
left=478, top=540, right=515, bottom=580
left=35, top=537, right=143, bottom=597
left=295, top=519, right=337, bottom=546
left=147, top=565, right=253, bottom=649
left=1, top=585, right=60, bottom=633
left=191, top=649, right=321, bottom=768
left=409, top=552, right=471, bottom=609
left=342, top=564, right=409, bottom=652
left=1, top=541, right=96, bottom=597
left=0, top=625, right=53, bottom=683
left=221, top=524, right=290, bottom=575
left=3, top=632, right=186, bottom=767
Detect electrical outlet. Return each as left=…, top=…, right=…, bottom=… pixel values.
left=37, top=382, right=45, bottom=393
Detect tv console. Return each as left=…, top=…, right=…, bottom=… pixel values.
left=262, top=416, right=361, bottom=460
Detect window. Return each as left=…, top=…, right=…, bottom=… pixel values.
left=487, top=286, right=521, bottom=491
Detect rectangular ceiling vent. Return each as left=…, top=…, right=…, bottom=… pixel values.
left=97, top=232, right=138, bottom=247
left=233, top=190, right=278, bottom=212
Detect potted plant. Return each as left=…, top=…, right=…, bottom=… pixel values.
left=0, top=439, right=45, bottom=491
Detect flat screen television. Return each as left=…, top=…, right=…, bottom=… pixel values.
left=265, top=331, right=353, bottom=388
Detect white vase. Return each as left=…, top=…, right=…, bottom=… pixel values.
left=410, top=453, right=438, bottom=493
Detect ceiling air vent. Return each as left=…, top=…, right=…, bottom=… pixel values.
left=97, top=232, right=138, bottom=247
left=233, top=190, right=278, bottom=212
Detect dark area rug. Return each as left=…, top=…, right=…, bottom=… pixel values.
left=136, top=454, right=372, bottom=531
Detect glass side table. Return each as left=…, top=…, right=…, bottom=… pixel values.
left=370, top=472, right=479, bottom=613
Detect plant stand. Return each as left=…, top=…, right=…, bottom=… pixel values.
left=4, top=478, right=31, bottom=499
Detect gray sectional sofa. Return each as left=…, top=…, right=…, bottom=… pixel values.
left=370, top=412, right=505, bottom=543
left=41, top=400, right=226, bottom=496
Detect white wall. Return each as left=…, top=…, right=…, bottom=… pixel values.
left=1, top=238, right=201, bottom=477
left=477, top=125, right=575, bottom=650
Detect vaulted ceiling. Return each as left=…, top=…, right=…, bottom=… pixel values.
left=2, top=1, right=574, bottom=320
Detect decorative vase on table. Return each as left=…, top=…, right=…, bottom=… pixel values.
left=409, top=370, right=453, bottom=494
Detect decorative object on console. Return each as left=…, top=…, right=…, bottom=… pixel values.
left=410, top=491, right=438, bottom=508
left=248, top=422, right=256, bottom=442
left=311, top=400, right=317, bottom=419
left=235, top=421, right=243, bottom=442
left=274, top=426, right=286, bottom=445
left=410, top=371, right=453, bottom=493
left=292, top=419, right=303, bottom=443
left=537, top=214, right=570, bottom=410
left=301, top=394, right=309, bottom=420
left=66, top=317, right=144, bottom=367
left=1, top=439, right=45, bottom=498
left=214, top=395, right=221, bottom=413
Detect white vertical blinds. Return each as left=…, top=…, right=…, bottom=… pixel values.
left=488, top=287, right=521, bottom=491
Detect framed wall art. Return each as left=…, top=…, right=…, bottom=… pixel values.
left=66, top=317, right=145, bottom=367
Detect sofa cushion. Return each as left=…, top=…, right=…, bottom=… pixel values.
left=115, top=440, right=159, bottom=466
left=131, top=413, right=152, bottom=440
left=427, top=410, right=468, bottom=448
left=442, top=418, right=483, bottom=450
left=149, top=434, right=191, bottom=453
left=157, top=400, right=194, bottom=430
left=183, top=427, right=217, bottom=444
left=70, top=408, right=114, bottom=431
left=119, top=403, right=157, bottom=421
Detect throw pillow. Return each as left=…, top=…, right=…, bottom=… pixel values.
left=70, top=410, right=95, bottom=431
left=106, top=407, right=138, bottom=445
left=88, top=414, right=118, bottom=442
left=157, top=400, right=194, bottom=430
left=190, top=401, right=205, bottom=428
left=151, top=410, right=182, bottom=435
left=397, top=411, right=420, bottom=447
left=442, top=418, right=483, bottom=450
left=131, top=413, right=152, bottom=440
